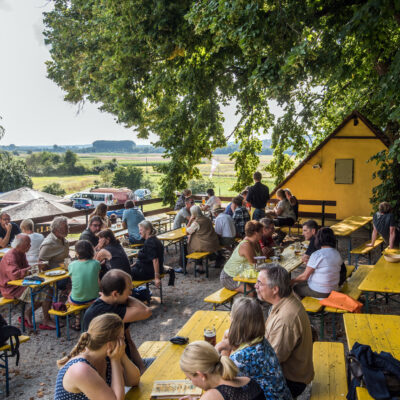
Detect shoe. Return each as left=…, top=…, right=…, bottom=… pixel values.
left=18, top=316, right=33, bottom=329
left=39, top=323, right=56, bottom=330
left=174, top=267, right=184, bottom=273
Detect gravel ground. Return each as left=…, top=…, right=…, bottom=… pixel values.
left=1, top=226, right=398, bottom=400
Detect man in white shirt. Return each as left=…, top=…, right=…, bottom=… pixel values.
left=202, top=188, right=221, bottom=212
left=213, top=205, right=236, bottom=246
left=16, top=219, right=44, bottom=265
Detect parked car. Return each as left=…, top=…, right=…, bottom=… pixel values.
left=134, top=189, right=151, bottom=201
left=73, top=198, right=94, bottom=210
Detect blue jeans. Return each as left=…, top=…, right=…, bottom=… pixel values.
left=252, top=208, right=265, bottom=221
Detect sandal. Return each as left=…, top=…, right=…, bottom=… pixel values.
left=18, top=316, right=33, bottom=329
left=39, top=323, right=56, bottom=331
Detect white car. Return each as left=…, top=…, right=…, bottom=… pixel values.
left=134, top=189, right=151, bottom=201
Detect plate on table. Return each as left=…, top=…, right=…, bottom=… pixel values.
left=44, top=270, right=66, bottom=277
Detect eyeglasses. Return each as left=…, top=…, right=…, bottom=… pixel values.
left=255, top=280, right=268, bottom=287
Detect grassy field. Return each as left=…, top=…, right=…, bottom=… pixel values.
left=30, top=154, right=276, bottom=197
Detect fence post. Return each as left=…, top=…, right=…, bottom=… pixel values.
left=321, top=201, right=326, bottom=227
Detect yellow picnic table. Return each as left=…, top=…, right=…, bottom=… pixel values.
left=358, top=254, right=400, bottom=312
left=343, top=313, right=400, bottom=400
left=233, top=247, right=303, bottom=295
left=157, top=228, right=187, bottom=272
left=125, top=310, right=230, bottom=399
left=0, top=247, right=11, bottom=259
left=8, top=267, right=69, bottom=332
left=330, top=216, right=373, bottom=263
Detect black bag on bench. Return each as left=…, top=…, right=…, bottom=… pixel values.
left=0, top=313, right=21, bottom=366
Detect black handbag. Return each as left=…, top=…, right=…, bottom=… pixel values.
left=0, top=314, right=22, bottom=366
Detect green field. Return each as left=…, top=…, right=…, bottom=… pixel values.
left=31, top=153, right=275, bottom=197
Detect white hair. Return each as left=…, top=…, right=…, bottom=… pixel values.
left=51, top=216, right=68, bottom=232
left=190, top=205, right=203, bottom=218
left=12, top=234, right=30, bottom=249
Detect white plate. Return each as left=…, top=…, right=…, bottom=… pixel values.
left=45, top=270, right=66, bottom=277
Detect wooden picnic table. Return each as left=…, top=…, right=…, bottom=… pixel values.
left=358, top=254, right=400, bottom=312
left=125, top=310, right=230, bottom=399
left=157, top=228, right=187, bottom=272
left=330, top=216, right=373, bottom=263
left=233, top=247, right=303, bottom=295
left=343, top=313, right=400, bottom=400
left=8, top=267, right=69, bottom=332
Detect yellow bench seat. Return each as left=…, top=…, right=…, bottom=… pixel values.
left=0, top=335, right=30, bottom=352
left=356, top=387, right=373, bottom=400
left=186, top=252, right=211, bottom=260
left=204, top=288, right=238, bottom=310
left=311, top=341, right=347, bottom=399
left=350, top=238, right=384, bottom=255
left=138, top=341, right=168, bottom=359
left=0, top=297, right=19, bottom=306
left=48, top=303, right=90, bottom=317
left=302, top=297, right=323, bottom=313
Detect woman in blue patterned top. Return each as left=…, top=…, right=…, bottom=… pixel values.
left=54, top=313, right=140, bottom=400
left=216, top=297, right=292, bottom=400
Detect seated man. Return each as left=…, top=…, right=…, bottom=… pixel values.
left=367, top=201, right=399, bottom=249
left=79, top=216, right=102, bottom=247
left=173, top=196, right=194, bottom=230
left=82, top=269, right=152, bottom=373
left=39, top=216, right=70, bottom=268
left=0, top=234, right=56, bottom=329
left=259, top=218, right=276, bottom=257
left=213, top=205, right=236, bottom=247
left=201, top=188, right=221, bottom=212
left=17, top=218, right=44, bottom=265
left=267, top=189, right=296, bottom=227
left=231, top=196, right=250, bottom=238
left=255, top=265, right=314, bottom=398
left=301, top=219, right=319, bottom=264
left=0, top=212, right=21, bottom=248
left=174, top=189, right=192, bottom=210
left=122, top=200, right=145, bottom=245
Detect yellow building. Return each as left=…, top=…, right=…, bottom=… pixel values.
left=270, top=111, right=389, bottom=220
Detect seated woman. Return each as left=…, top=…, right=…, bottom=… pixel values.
left=186, top=205, right=220, bottom=274
left=131, top=221, right=164, bottom=288
left=17, top=218, right=44, bottom=265
left=220, top=221, right=263, bottom=294
left=89, top=203, right=111, bottom=229
left=95, top=229, right=132, bottom=277
left=267, top=189, right=296, bottom=227
left=68, top=240, right=101, bottom=330
left=259, top=218, right=276, bottom=258
left=54, top=313, right=140, bottom=400
left=291, top=227, right=342, bottom=298
left=284, top=188, right=299, bottom=221
left=367, top=201, right=399, bottom=249
left=215, top=297, right=291, bottom=400
left=180, top=340, right=266, bottom=400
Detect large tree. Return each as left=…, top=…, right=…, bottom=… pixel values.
left=43, top=0, right=400, bottom=211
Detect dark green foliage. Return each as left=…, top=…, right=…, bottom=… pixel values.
left=42, top=182, right=66, bottom=196
left=188, top=178, right=215, bottom=195
left=92, top=140, right=136, bottom=152
left=112, top=165, right=144, bottom=190
left=0, top=152, right=33, bottom=192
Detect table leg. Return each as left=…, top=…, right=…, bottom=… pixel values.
left=365, top=292, right=370, bottom=313
left=181, top=240, right=186, bottom=275
left=347, top=237, right=352, bottom=265
left=30, top=288, right=37, bottom=332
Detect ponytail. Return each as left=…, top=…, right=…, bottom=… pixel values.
left=180, top=341, right=238, bottom=381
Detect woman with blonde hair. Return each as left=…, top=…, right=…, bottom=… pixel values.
left=54, top=313, right=140, bottom=400
left=180, top=340, right=265, bottom=400
left=215, top=298, right=291, bottom=399
left=89, top=203, right=111, bottom=229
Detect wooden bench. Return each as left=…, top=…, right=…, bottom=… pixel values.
left=186, top=252, right=212, bottom=277
left=0, top=335, right=30, bottom=396
left=132, top=268, right=170, bottom=304
left=350, top=238, right=384, bottom=266
left=356, top=387, right=374, bottom=400
left=302, top=265, right=372, bottom=339
left=49, top=304, right=91, bottom=340
left=204, top=288, right=238, bottom=310
left=138, top=341, right=168, bottom=359
left=311, top=341, right=347, bottom=399
left=0, top=297, right=24, bottom=329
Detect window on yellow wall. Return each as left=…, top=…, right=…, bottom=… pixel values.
left=335, top=159, right=354, bottom=184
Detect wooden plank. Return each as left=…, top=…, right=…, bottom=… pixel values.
left=350, top=238, right=384, bottom=255
left=138, top=341, right=168, bottom=359
left=0, top=335, right=30, bottom=352
left=204, top=288, right=237, bottom=305
left=330, top=216, right=372, bottom=237
left=358, top=256, right=400, bottom=293
left=311, top=341, right=347, bottom=400
left=356, top=387, right=374, bottom=400
left=125, top=311, right=230, bottom=400
left=157, top=229, right=185, bottom=241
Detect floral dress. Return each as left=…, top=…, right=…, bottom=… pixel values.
left=230, top=338, right=292, bottom=400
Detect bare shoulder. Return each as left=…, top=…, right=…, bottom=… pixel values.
left=201, top=388, right=224, bottom=400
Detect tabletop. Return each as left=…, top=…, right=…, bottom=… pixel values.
left=125, top=310, right=230, bottom=399
left=358, top=255, right=400, bottom=294
left=166, top=210, right=178, bottom=216
left=330, top=216, right=372, bottom=237
left=157, top=228, right=186, bottom=242
left=234, top=247, right=303, bottom=284
left=8, top=267, right=69, bottom=288
left=0, top=247, right=11, bottom=258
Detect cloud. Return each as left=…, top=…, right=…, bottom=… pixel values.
left=0, top=0, right=11, bottom=12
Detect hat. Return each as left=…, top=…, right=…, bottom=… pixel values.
left=212, top=204, right=225, bottom=213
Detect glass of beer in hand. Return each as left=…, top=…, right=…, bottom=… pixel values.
left=204, top=327, right=216, bottom=346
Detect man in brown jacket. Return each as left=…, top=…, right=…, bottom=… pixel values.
left=255, top=264, right=314, bottom=398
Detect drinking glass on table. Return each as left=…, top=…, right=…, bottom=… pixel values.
left=181, top=223, right=186, bottom=234
left=204, top=327, right=216, bottom=346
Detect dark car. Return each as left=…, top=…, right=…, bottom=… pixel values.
left=73, top=198, right=94, bottom=210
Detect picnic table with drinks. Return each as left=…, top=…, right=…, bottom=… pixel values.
left=125, top=310, right=230, bottom=399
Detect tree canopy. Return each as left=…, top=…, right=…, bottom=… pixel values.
left=43, top=0, right=400, bottom=209
left=0, top=152, right=33, bottom=192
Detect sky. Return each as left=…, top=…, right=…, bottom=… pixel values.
left=0, top=0, right=281, bottom=147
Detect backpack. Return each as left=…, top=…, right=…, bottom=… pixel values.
left=0, top=314, right=22, bottom=366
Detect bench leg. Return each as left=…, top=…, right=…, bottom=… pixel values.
left=205, top=258, right=209, bottom=279
left=160, top=282, right=163, bottom=304
left=332, top=314, right=336, bottom=341
left=319, top=314, right=325, bottom=340
left=20, top=303, right=25, bottom=333
left=66, top=315, right=70, bottom=341
left=365, top=292, right=370, bottom=313
left=347, top=237, right=352, bottom=265
left=55, top=316, right=61, bottom=338
left=7, top=304, right=12, bottom=326
left=355, top=255, right=359, bottom=269
left=5, top=351, right=9, bottom=396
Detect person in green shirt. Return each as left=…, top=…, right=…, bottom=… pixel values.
left=68, top=240, right=101, bottom=330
